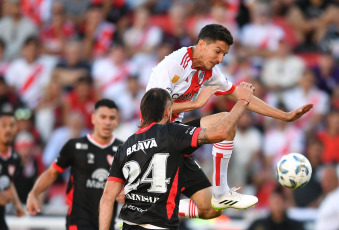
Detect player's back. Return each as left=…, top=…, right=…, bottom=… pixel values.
left=109, top=122, right=201, bottom=229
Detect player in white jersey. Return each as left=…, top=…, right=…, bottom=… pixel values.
left=146, top=24, right=313, bottom=218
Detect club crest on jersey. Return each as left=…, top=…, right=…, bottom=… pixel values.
left=112, top=146, right=118, bottom=152
left=107, top=155, right=114, bottom=165
left=87, top=153, right=95, bottom=164
left=127, top=138, right=158, bottom=156
left=198, top=70, right=205, bottom=85
left=8, top=165, right=15, bottom=177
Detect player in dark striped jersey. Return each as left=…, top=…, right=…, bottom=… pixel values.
left=0, top=111, right=25, bottom=230
left=27, top=99, right=123, bottom=230
left=99, top=83, right=254, bottom=230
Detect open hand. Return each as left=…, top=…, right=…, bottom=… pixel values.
left=194, top=86, right=219, bottom=108
left=285, top=104, right=313, bottom=122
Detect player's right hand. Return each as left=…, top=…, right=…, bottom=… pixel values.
left=236, top=82, right=255, bottom=103
left=195, top=86, right=219, bottom=108
left=26, top=193, right=41, bottom=215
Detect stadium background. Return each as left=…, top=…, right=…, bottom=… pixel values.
left=0, top=0, right=339, bottom=229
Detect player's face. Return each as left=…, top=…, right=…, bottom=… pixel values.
left=0, top=116, right=17, bottom=146
left=92, top=107, right=119, bottom=139
left=199, top=40, right=230, bottom=70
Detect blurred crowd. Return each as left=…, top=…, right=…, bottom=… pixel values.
left=0, top=0, right=339, bottom=228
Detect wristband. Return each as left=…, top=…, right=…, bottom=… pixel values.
left=238, top=98, right=249, bottom=105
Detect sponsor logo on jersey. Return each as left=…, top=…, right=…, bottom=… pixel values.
left=126, top=204, right=147, bottom=213
left=127, top=138, right=158, bottom=156
left=173, top=92, right=194, bottom=101
left=87, top=153, right=95, bottom=164
left=171, top=75, right=180, bottom=83
left=76, top=143, right=88, bottom=150
left=86, top=168, right=109, bottom=189
left=125, top=192, right=160, bottom=204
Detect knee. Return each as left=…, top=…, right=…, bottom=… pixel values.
left=198, top=205, right=222, bottom=219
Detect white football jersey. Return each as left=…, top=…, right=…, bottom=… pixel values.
left=146, top=46, right=235, bottom=122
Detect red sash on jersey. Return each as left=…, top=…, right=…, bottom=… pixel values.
left=19, top=64, right=43, bottom=95
left=136, top=26, right=151, bottom=50
left=99, top=64, right=129, bottom=91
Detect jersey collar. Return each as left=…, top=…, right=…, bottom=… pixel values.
left=87, top=134, right=115, bottom=149
left=135, top=122, right=157, bottom=134
left=0, top=147, right=12, bottom=160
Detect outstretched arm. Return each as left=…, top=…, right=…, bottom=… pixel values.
left=227, top=87, right=313, bottom=122
left=26, top=166, right=60, bottom=215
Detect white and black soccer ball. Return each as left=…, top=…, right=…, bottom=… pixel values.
left=276, top=153, right=312, bottom=190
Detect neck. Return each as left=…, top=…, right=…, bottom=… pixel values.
left=191, top=46, right=202, bottom=69
left=91, top=133, right=112, bottom=145
left=0, top=144, right=9, bottom=155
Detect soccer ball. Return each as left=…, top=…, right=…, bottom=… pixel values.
left=276, top=153, right=312, bottom=190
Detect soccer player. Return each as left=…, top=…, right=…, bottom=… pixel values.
left=0, top=111, right=25, bottom=230
left=146, top=24, right=313, bottom=215
left=26, top=99, right=123, bottom=230
left=100, top=84, right=254, bottom=230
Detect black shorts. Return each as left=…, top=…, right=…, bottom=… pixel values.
left=179, top=118, right=211, bottom=198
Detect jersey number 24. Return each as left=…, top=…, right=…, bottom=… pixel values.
left=122, top=153, right=171, bottom=194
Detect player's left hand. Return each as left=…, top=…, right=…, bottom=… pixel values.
left=285, top=104, right=313, bottom=122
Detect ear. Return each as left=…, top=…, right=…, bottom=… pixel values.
left=91, top=113, right=95, bottom=126
left=197, top=39, right=206, bottom=50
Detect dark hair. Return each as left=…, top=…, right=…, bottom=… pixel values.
left=94, top=99, right=119, bottom=111
left=23, top=36, right=40, bottom=47
left=0, top=111, right=15, bottom=119
left=197, top=24, right=233, bottom=45
left=140, top=88, right=172, bottom=127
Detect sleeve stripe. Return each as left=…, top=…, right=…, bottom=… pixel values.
left=191, top=127, right=202, bottom=147
left=52, top=162, right=66, bottom=173
left=107, top=176, right=125, bottom=184
left=215, top=84, right=236, bottom=95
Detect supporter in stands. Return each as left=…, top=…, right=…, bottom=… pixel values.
left=39, top=1, right=76, bottom=56
left=4, top=37, right=56, bottom=109
left=52, top=40, right=91, bottom=92
left=0, top=0, right=38, bottom=60
left=315, top=164, right=339, bottom=230
left=247, top=186, right=305, bottom=230
left=317, top=110, right=339, bottom=164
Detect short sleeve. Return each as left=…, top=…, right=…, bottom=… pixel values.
left=52, top=140, right=74, bottom=173
left=146, top=59, right=183, bottom=94
left=107, top=146, right=125, bottom=184
left=167, top=123, right=202, bottom=155
left=205, top=66, right=235, bottom=95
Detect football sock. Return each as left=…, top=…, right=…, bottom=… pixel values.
left=178, top=199, right=199, bottom=218
left=212, top=141, right=233, bottom=199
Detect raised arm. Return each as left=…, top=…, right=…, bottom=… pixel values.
left=226, top=85, right=313, bottom=122
left=99, top=180, right=123, bottom=230
left=26, top=166, right=60, bottom=215
left=197, top=82, right=254, bottom=145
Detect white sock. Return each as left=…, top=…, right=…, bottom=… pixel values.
left=178, top=199, right=199, bottom=218
left=212, top=141, right=233, bottom=198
